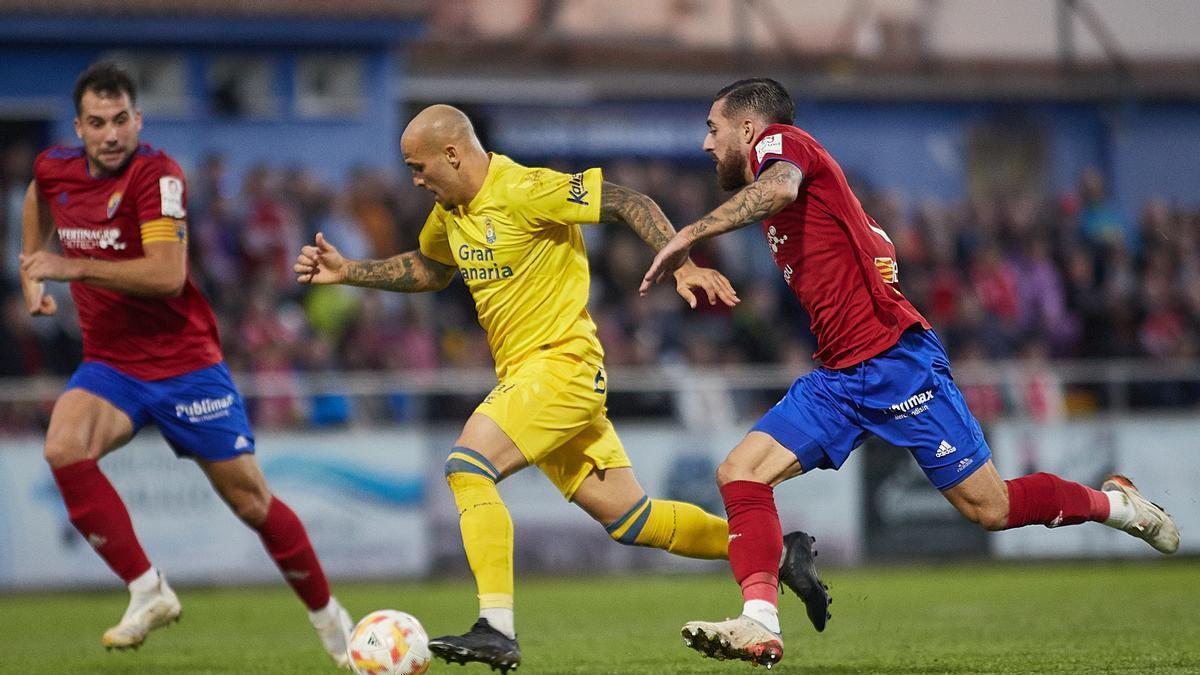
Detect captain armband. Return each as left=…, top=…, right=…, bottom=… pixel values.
left=140, top=218, right=187, bottom=245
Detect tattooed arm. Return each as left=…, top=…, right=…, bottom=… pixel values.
left=597, top=181, right=740, bottom=308
left=686, top=161, right=802, bottom=243
left=639, top=161, right=801, bottom=294
left=342, top=251, right=456, bottom=292
left=597, top=181, right=676, bottom=252
left=295, top=232, right=456, bottom=292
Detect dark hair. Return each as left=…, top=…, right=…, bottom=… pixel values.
left=73, top=62, right=137, bottom=115
left=714, top=78, right=794, bottom=125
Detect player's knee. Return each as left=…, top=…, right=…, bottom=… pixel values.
left=606, top=496, right=651, bottom=546
left=608, top=526, right=636, bottom=546
left=962, top=502, right=1009, bottom=531
left=715, top=458, right=757, bottom=486
left=42, top=440, right=72, bottom=468
left=219, top=478, right=271, bottom=526
left=42, top=437, right=92, bottom=469
left=606, top=511, right=643, bottom=546
left=227, top=488, right=272, bottom=526
left=443, top=449, right=500, bottom=485
left=979, top=504, right=1009, bottom=531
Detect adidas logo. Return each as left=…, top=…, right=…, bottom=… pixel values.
left=234, top=435, right=250, bottom=450
left=935, top=440, right=957, bottom=458
left=956, top=457, right=974, bottom=473
left=87, top=533, right=108, bottom=550
left=367, top=633, right=381, bottom=647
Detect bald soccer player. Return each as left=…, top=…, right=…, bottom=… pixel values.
left=296, top=105, right=830, bottom=672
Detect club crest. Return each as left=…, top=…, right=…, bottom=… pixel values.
left=106, top=191, right=123, bottom=219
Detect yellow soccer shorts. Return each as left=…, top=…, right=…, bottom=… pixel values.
left=474, top=352, right=631, bottom=499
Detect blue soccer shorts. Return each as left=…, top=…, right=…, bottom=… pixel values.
left=751, top=328, right=990, bottom=490
left=66, top=361, right=256, bottom=461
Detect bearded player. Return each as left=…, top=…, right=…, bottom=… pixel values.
left=19, top=62, right=353, bottom=667
left=641, top=78, right=1180, bottom=668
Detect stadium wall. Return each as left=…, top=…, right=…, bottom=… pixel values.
left=0, top=430, right=431, bottom=589
left=1111, top=104, right=1200, bottom=210
left=2, top=418, right=1194, bottom=590
left=989, top=417, right=1200, bottom=559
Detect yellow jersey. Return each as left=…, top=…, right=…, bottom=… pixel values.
left=418, top=154, right=605, bottom=379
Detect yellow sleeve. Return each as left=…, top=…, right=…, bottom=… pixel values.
left=512, top=166, right=603, bottom=230
left=417, top=208, right=455, bottom=266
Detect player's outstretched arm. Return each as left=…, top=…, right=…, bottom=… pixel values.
left=598, top=182, right=677, bottom=251
left=295, top=232, right=456, bottom=293
left=19, top=181, right=58, bottom=315
left=640, top=161, right=802, bottom=293
left=599, top=182, right=738, bottom=308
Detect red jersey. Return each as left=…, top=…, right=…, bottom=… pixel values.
left=34, top=144, right=223, bottom=380
left=750, top=124, right=929, bottom=369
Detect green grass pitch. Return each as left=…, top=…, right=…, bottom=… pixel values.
left=1, top=561, right=1197, bottom=674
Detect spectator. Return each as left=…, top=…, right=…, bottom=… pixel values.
left=4, top=147, right=1200, bottom=428
left=2, top=140, right=36, bottom=288
left=348, top=165, right=401, bottom=258
left=239, top=164, right=303, bottom=293
left=1079, top=166, right=1139, bottom=254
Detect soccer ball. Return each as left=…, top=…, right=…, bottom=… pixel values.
left=347, top=610, right=432, bottom=675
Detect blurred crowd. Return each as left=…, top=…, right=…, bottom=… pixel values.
left=2, top=139, right=1199, bottom=431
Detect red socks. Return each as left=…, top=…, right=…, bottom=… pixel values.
left=51, top=459, right=152, bottom=583
left=52, top=460, right=330, bottom=610
left=1004, top=472, right=1110, bottom=529
left=256, top=497, right=331, bottom=611
left=720, top=480, right=783, bottom=604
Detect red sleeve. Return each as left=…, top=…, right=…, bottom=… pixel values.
left=132, top=154, right=188, bottom=225
left=752, top=125, right=817, bottom=182
left=33, top=149, right=58, bottom=199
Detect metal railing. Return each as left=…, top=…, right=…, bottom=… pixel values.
left=2, top=359, right=1198, bottom=411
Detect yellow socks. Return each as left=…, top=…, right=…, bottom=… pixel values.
left=445, top=447, right=513, bottom=611
left=445, top=442, right=730, bottom=622
left=606, top=496, right=729, bottom=560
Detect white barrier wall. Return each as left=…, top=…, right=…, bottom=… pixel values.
left=988, top=417, right=1200, bottom=557
left=0, top=430, right=431, bottom=589
left=0, top=423, right=862, bottom=589
left=11, top=414, right=1190, bottom=589
left=480, top=425, right=863, bottom=571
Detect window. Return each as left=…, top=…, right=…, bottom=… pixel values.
left=99, top=51, right=190, bottom=118
left=208, top=56, right=280, bottom=118
left=295, top=54, right=366, bottom=118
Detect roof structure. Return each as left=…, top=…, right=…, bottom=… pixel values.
left=0, top=0, right=423, bottom=18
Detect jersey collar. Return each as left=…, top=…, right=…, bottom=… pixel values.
left=459, top=152, right=511, bottom=216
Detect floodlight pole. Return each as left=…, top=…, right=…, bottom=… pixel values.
left=1056, top=0, right=1077, bottom=72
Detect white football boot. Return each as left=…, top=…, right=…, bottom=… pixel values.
left=1102, top=474, right=1180, bottom=554
left=681, top=615, right=784, bottom=669
left=101, top=572, right=182, bottom=650
left=309, top=596, right=353, bottom=669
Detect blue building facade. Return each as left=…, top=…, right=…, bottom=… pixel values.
left=2, top=12, right=1195, bottom=216
left=0, top=13, right=421, bottom=182
left=484, top=98, right=1199, bottom=220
